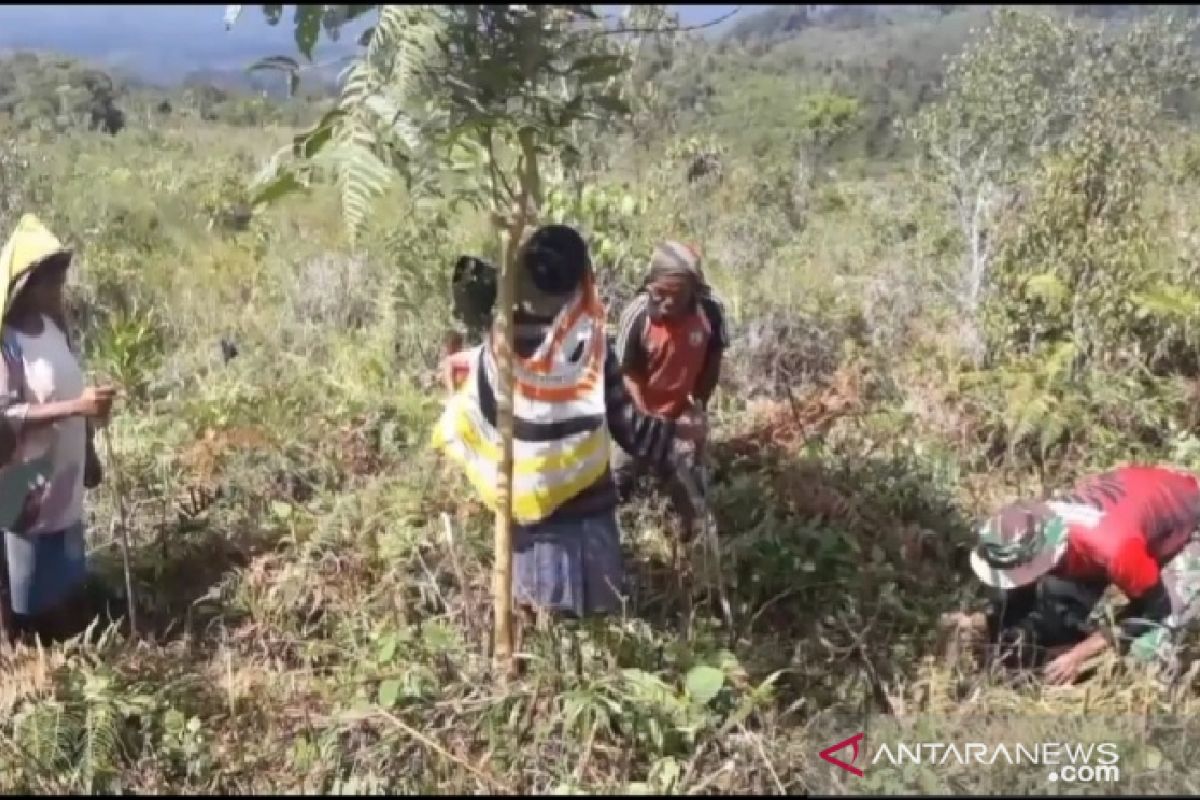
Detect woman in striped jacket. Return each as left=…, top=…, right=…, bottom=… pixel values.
left=433, top=225, right=704, bottom=621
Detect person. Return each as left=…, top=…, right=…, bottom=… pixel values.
left=432, top=225, right=704, bottom=622
left=439, top=330, right=470, bottom=393
left=450, top=254, right=497, bottom=342
left=613, top=241, right=729, bottom=542
left=962, top=465, right=1200, bottom=685
left=0, top=214, right=118, bottom=642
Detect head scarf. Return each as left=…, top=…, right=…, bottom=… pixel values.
left=641, top=240, right=713, bottom=303
left=0, top=214, right=71, bottom=320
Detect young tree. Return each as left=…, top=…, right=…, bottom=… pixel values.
left=907, top=9, right=1077, bottom=365
left=911, top=8, right=1199, bottom=369
left=225, top=3, right=671, bottom=678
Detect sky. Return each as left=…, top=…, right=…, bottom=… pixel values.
left=0, top=5, right=766, bottom=81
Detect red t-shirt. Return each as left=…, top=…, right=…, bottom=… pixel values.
left=615, top=294, right=729, bottom=419
left=1053, top=466, right=1200, bottom=599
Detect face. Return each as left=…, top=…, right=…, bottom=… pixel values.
left=647, top=275, right=695, bottom=321
left=19, top=256, right=69, bottom=317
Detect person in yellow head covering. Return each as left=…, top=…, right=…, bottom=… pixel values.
left=0, top=214, right=119, bottom=642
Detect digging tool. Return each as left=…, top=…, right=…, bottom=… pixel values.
left=695, top=454, right=735, bottom=637
left=673, top=409, right=735, bottom=639
left=100, top=425, right=138, bottom=640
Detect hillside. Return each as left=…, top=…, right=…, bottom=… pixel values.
left=2, top=4, right=1200, bottom=795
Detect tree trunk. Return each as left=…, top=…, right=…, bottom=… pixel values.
left=491, top=129, right=541, bottom=682
left=492, top=225, right=518, bottom=681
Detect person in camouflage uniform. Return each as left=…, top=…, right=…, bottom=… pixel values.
left=964, top=465, right=1200, bottom=685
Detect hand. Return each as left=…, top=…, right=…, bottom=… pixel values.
left=1044, top=649, right=1084, bottom=685
left=77, top=386, right=117, bottom=421
left=13, top=480, right=46, bottom=533
left=675, top=408, right=708, bottom=445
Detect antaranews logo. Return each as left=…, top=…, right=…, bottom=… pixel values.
left=818, top=733, right=1121, bottom=785
left=819, top=733, right=865, bottom=777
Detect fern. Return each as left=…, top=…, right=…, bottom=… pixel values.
left=77, top=673, right=121, bottom=793
left=251, top=5, right=444, bottom=243
left=326, top=4, right=443, bottom=242
left=13, top=701, right=80, bottom=780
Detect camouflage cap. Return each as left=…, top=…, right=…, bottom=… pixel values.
left=970, top=500, right=1071, bottom=589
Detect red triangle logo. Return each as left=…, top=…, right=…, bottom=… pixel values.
left=819, top=732, right=865, bottom=777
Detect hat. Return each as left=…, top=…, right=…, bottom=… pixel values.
left=969, top=500, right=1075, bottom=589
left=0, top=214, right=72, bottom=318
left=518, top=225, right=589, bottom=318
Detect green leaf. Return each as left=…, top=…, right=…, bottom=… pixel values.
left=685, top=666, right=725, bottom=706
left=293, top=109, right=344, bottom=160
left=1025, top=272, right=1069, bottom=309
left=269, top=500, right=293, bottom=520
left=293, top=4, right=325, bottom=61
left=378, top=634, right=398, bottom=664
left=252, top=169, right=307, bottom=206
left=378, top=679, right=401, bottom=708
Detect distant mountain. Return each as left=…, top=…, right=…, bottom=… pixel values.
left=0, top=4, right=757, bottom=89
left=0, top=4, right=361, bottom=88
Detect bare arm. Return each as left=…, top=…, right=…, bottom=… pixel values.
left=1060, top=630, right=1110, bottom=662
left=4, top=390, right=113, bottom=439
left=11, top=397, right=89, bottom=430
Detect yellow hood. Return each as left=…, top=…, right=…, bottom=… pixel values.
left=0, top=214, right=69, bottom=316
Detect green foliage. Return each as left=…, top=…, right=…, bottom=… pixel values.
left=541, top=180, right=652, bottom=288
left=984, top=10, right=1200, bottom=373
left=248, top=4, right=645, bottom=243
left=0, top=53, right=126, bottom=134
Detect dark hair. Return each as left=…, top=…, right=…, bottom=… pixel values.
left=5, top=253, right=72, bottom=337
left=522, top=225, right=588, bottom=297
left=451, top=255, right=497, bottom=334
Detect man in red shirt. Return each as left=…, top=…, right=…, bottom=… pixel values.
left=613, top=241, right=729, bottom=542
left=965, top=465, right=1200, bottom=685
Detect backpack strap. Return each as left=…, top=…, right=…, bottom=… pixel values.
left=0, top=328, right=26, bottom=406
